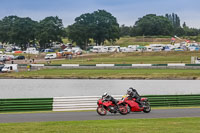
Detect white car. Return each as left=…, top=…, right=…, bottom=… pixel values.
left=45, top=53, right=57, bottom=60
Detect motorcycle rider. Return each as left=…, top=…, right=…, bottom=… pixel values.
left=127, top=87, right=143, bottom=108
left=102, top=92, right=119, bottom=110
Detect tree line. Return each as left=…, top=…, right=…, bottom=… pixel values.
left=0, top=16, right=65, bottom=50
left=120, top=13, right=200, bottom=37
left=0, top=11, right=200, bottom=50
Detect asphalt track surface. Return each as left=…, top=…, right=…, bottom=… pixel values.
left=0, top=108, right=200, bottom=123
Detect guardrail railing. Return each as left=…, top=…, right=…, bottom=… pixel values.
left=0, top=98, right=53, bottom=112
left=0, top=95, right=200, bottom=112
left=53, top=95, right=200, bottom=111
left=17, top=64, right=200, bottom=67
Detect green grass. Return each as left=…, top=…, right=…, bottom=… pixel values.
left=104, top=36, right=171, bottom=47
left=62, top=38, right=71, bottom=44
left=2, top=68, right=200, bottom=79
left=62, top=36, right=172, bottom=47
left=44, top=51, right=200, bottom=65
left=0, top=117, right=200, bottom=133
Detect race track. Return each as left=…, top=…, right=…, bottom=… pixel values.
left=0, top=108, right=200, bottom=123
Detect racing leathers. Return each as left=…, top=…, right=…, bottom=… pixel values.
left=102, top=95, right=119, bottom=110
left=127, top=89, right=142, bottom=107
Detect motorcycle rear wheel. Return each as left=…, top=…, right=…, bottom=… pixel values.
left=97, top=107, right=107, bottom=116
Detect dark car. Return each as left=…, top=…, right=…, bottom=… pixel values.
left=14, top=56, right=25, bottom=60
left=0, top=64, right=4, bottom=72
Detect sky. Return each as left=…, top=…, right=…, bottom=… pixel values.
left=0, top=0, right=200, bottom=28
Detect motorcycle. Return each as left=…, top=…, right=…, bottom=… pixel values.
left=122, top=95, right=151, bottom=113
left=97, top=98, right=128, bottom=116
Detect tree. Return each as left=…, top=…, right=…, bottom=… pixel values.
left=133, top=14, right=173, bottom=36
left=165, top=13, right=180, bottom=29
left=183, top=22, right=187, bottom=28
left=181, top=22, right=200, bottom=36
left=67, top=13, right=94, bottom=49
left=0, top=16, right=38, bottom=50
left=92, top=10, right=120, bottom=45
left=36, top=16, right=65, bottom=49
left=67, top=10, right=120, bottom=49
left=165, top=13, right=182, bottom=36
left=119, top=24, right=132, bottom=37
left=0, top=19, right=7, bottom=43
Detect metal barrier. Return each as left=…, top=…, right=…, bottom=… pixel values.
left=0, top=95, right=200, bottom=112
left=53, top=96, right=102, bottom=111
left=53, top=95, right=200, bottom=111
left=0, top=98, right=53, bottom=112
left=147, top=95, right=200, bottom=107
left=17, top=63, right=200, bottom=67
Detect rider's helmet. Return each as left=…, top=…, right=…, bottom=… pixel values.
left=102, top=92, right=109, bottom=98
left=129, top=87, right=136, bottom=92
left=127, top=88, right=133, bottom=95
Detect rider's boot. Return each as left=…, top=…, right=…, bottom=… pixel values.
left=116, top=105, right=120, bottom=111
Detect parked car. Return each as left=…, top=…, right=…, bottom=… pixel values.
left=0, top=57, right=6, bottom=62
left=45, top=53, right=57, bottom=60
left=0, top=65, right=4, bottom=72
left=14, top=56, right=25, bottom=60
left=0, top=55, right=11, bottom=61
left=41, top=49, right=55, bottom=52
left=6, top=55, right=15, bottom=60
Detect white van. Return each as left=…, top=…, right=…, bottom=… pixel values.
left=90, top=46, right=108, bottom=53
left=24, top=47, right=39, bottom=54
left=45, top=53, right=57, bottom=60
left=107, top=46, right=120, bottom=52
left=1, top=64, right=18, bottom=72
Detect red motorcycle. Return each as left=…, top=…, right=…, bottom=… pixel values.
left=97, top=98, right=128, bottom=116
left=122, top=95, right=151, bottom=113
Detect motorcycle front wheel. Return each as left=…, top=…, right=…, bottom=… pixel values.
left=119, top=106, right=128, bottom=115
left=126, top=105, right=131, bottom=113
left=143, top=102, right=151, bottom=113
left=97, top=106, right=107, bottom=116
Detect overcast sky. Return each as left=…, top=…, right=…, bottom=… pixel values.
left=0, top=0, right=200, bottom=28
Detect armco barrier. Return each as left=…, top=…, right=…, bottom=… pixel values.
left=0, top=98, right=53, bottom=112
left=53, top=96, right=100, bottom=111
left=146, top=95, right=200, bottom=107
left=17, top=63, right=200, bottom=69
left=115, top=64, right=132, bottom=66
left=96, top=64, right=115, bottom=67
left=53, top=95, right=200, bottom=111
left=152, top=64, right=168, bottom=66
left=185, top=64, right=200, bottom=66
left=31, top=64, right=45, bottom=67
left=1, top=95, right=200, bottom=112
left=62, top=64, right=79, bottom=67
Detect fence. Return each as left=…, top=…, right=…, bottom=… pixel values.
left=1, top=95, right=200, bottom=112
left=17, top=63, right=200, bottom=71
left=0, top=98, right=53, bottom=112
left=52, top=95, right=200, bottom=111
left=17, top=64, right=200, bottom=67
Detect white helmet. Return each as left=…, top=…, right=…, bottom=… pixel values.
left=127, top=88, right=133, bottom=95
left=102, top=92, right=108, bottom=98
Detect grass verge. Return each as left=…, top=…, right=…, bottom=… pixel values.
left=45, top=51, right=200, bottom=65
left=0, top=117, right=200, bottom=133
left=1, top=68, right=200, bottom=79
